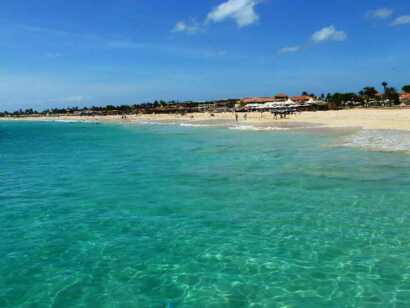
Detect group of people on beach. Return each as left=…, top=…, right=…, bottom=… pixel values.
left=234, top=108, right=297, bottom=122
left=234, top=113, right=247, bottom=122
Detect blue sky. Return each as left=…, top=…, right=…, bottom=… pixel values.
left=1, top=0, right=410, bottom=111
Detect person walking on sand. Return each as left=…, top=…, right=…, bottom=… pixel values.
left=244, top=113, right=247, bottom=121
left=235, top=113, right=239, bottom=122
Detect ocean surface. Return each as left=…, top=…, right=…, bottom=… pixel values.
left=1, top=121, right=410, bottom=307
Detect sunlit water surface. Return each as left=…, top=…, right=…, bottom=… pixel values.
left=1, top=121, right=410, bottom=307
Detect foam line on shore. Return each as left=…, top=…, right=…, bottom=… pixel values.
left=179, top=123, right=213, bottom=127
left=229, top=125, right=290, bottom=131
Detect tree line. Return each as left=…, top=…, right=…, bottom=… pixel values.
left=322, top=83, right=410, bottom=108
left=1, top=83, right=409, bottom=116
left=0, top=99, right=238, bottom=116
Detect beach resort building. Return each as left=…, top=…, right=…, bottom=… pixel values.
left=400, top=93, right=410, bottom=105
left=291, top=95, right=315, bottom=104
left=240, top=93, right=290, bottom=105
left=239, top=93, right=321, bottom=111
left=274, top=93, right=289, bottom=102
left=240, top=97, right=276, bottom=104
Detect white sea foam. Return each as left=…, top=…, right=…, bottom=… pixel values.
left=53, top=120, right=81, bottom=123
left=138, top=121, right=212, bottom=127
left=342, top=129, right=410, bottom=152
left=138, top=121, right=167, bottom=125
left=179, top=123, right=211, bottom=127
left=229, top=125, right=290, bottom=131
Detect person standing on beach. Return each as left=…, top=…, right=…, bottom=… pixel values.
left=244, top=113, right=247, bottom=121
left=235, top=113, right=239, bottom=122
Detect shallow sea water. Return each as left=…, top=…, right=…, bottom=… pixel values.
left=1, top=121, right=410, bottom=307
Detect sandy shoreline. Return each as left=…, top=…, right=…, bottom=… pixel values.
left=3, top=109, right=410, bottom=131
left=4, top=109, right=410, bottom=152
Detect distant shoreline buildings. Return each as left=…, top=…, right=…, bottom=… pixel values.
left=238, top=93, right=325, bottom=112
left=1, top=83, right=410, bottom=117
left=401, top=93, right=410, bottom=104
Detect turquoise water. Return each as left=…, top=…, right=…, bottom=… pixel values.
left=1, top=121, right=410, bottom=307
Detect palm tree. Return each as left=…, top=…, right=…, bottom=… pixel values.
left=385, top=87, right=399, bottom=106
left=361, top=87, right=378, bottom=107
left=382, top=81, right=388, bottom=94
left=358, top=90, right=366, bottom=107
left=363, top=87, right=378, bottom=98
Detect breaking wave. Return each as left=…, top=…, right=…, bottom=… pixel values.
left=137, top=121, right=168, bottom=126
left=179, top=123, right=212, bottom=127
left=229, top=125, right=290, bottom=131
left=341, top=129, right=410, bottom=152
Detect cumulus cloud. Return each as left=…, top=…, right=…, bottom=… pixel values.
left=207, top=0, right=260, bottom=27
left=278, top=46, right=301, bottom=54
left=311, top=26, right=347, bottom=43
left=367, top=8, right=393, bottom=19
left=391, top=15, right=410, bottom=26
left=172, top=20, right=200, bottom=34
left=279, top=26, right=346, bottom=54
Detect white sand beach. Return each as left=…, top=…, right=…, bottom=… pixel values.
left=4, top=108, right=410, bottom=131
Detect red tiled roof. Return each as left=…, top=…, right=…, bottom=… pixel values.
left=400, top=93, right=410, bottom=100
left=275, top=93, right=288, bottom=98
left=291, top=95, right=312, bottom=102
left=240, top=97, right=275, bottom=103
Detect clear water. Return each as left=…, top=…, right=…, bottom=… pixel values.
left=1, top=121, right=410, bottom=307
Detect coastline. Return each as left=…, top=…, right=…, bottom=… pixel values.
left=3, top=109, right=410, bottom=131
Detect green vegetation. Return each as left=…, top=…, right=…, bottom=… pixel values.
left=0, top=99, right=238, bottom=117
left=326, top=92, right=360, bottom=108
left=1, top=82, right=409, bottom=116
left=402, top=85, right=410, bottom=93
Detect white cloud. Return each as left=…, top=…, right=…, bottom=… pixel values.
left=311, top=26, right=347, bottom=43
left=172, top=20, right=200, bottom=34
left=368, top=8, right=393, bottom=19
left=207, top=0, right=260, bottom=27
left=278, top=46, right=301, bottom=54
left=391, top=15, right=410, bottom=26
